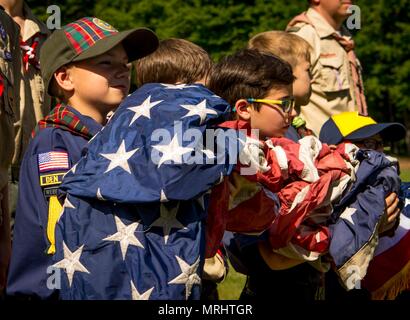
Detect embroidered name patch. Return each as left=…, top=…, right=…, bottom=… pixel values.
left=39, top=173, right=65, bottom=187
left=38, top=151, right=69, bottom=172
left=43, top=186, right=59, bottom=198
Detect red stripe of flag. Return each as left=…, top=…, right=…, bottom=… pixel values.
left=363, top=230, right=410, bottom=292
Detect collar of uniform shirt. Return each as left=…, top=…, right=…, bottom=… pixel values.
left=21, top=2, right=49, bottom=42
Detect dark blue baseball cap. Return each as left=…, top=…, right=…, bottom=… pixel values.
left=319, top=112, right=406, bottom=145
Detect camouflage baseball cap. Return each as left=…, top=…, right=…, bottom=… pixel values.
left=40, top=17, right=159, bottom=95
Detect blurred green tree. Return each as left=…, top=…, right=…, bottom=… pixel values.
left=29, top=0, right=409, bottom=153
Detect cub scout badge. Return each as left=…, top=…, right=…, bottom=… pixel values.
left=37, top=152, right=69, bottom=255
left=38, top=151, right=69, bottom=172
left=39, top=173, right=65, bottom=187
left=92, top=18, right=118, bottom=32
left=43, top=186, right=59, bottom=198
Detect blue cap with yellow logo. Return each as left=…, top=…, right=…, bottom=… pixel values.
left=319, top=112, right=406, bottom=145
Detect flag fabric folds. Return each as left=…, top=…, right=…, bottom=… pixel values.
left=52, top=82, right=405, bottom=298
left=54, top=83, right=239, bottom=300
left=59, top=83, right=237, bottom=204
left=329, top=151, right=402, bottom=290
left=362, top=182, right=410, bottom=299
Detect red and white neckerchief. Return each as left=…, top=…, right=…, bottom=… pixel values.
left=20, top=32, right=41, bottom=72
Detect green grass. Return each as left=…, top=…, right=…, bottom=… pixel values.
left=218, top=262, right=246, bottom=300
left=400, top=169, right=410, bottom=182
left=218, top=168, right=410, bottom=300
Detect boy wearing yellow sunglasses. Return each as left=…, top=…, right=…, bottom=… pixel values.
left=209, top=49, right=323, bottom=301
left=210, top=49, right=297, bottom=140
left=248, top=30, right=314, bottom=139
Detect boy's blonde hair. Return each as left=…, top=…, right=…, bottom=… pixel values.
left=135, top=38, right=212, bottom=86
left=248, top=31, right=311, bottom=69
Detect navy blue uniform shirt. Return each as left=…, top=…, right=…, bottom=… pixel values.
left=7, top=106, right=101, bottom=299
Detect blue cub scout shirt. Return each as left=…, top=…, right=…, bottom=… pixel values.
left=6, top=106, right=101, bottom=299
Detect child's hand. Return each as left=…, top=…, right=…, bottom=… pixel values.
left=379, top=192, right=400, bottom=236
left=258, top=241, right=304, bottom=270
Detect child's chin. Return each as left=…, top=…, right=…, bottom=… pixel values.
left=103, top=98, right=123, bottom=109
left=109, top=92, right=126, bottom=103
left=111, top=87, right=128, bottom=97
left=268, top=130, right=286, bottom=138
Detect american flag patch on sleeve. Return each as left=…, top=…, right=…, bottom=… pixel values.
left=38, top=151, right=69, bottom=172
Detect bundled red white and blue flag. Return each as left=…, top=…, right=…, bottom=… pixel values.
left=53, top=83, right=240, bottom=300
left=328, top=151, right=402, bottom=290
left=362, top=182, right=410, bottom=299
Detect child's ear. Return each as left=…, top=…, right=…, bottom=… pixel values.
left=235, top=99, right=251, bottom=120
left=54, top=66, right=74, bottom=92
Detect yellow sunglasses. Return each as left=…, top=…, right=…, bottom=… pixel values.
left=247, top=98, right=295, bottom=114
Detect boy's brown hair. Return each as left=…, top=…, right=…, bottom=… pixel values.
left=208, top=49, right=294, bottom=109
left=135, top=38, right=212, bottom=86
left=248, top=31, right=311, bottom=69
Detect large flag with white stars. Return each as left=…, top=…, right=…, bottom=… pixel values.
left=54, top=83, right=239, bottom=300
